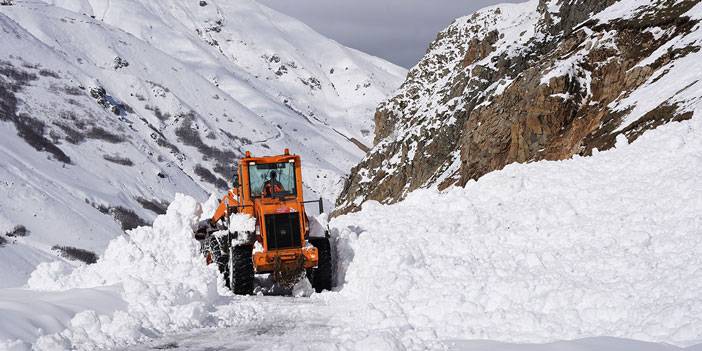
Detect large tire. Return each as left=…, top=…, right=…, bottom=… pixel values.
left=309, top=237, right=333, bottom=293
left=230, top=245, right=254, bottom=295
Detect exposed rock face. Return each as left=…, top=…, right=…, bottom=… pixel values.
left=335, top=0, right=702, bottom=215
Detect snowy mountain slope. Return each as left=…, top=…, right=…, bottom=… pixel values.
left=336, top=0, right=702, bottom=214
left=1, top=93, right=700, bottom=351
left=0, top=0, right=405, bottom=287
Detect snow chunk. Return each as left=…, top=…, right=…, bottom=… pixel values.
left=228, top=213, right=255, bottom=233
left=292, top=277, right=314, bottom=298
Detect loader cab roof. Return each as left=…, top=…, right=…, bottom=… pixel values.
left=241, top=151, right=301, bottom=200
left=240, top=150, right=299, bottom=164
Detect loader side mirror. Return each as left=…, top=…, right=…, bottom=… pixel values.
left=232, top=174, right=239, bottom=188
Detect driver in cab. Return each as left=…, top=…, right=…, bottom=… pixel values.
left=262, top=170, right=284, bottom=197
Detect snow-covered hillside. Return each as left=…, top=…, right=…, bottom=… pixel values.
left=1, top=90, right=700, bottom=351
left=0, top=0, right=405, bottom=287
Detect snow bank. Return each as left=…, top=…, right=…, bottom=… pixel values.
left=331, top=115, right=702, bottom=347
left=0, top=194, right=243, bottom=350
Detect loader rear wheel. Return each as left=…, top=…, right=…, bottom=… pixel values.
left=309, top=237, right=332, bottom=293
left=230, top=245, right=254, bottom=295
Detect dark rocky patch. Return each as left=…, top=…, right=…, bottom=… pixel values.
left=275, top=65, right=288, bottom=76
left=219, top=129, right=252, bottom=146
left=300, top=77, right=322, bottom=90
left=175, top=113, right=241, bottom=179
left=62, top=86, right=84, bottom=96
left=154, top=134, right=181, bottom=155
left=9, top=113, right=72, bottom=164
left=5, top=225, right=29, bottom=237
left=136, top=197, right=169, bottom=215
left=90, top=86, right=106, bottom=99
left=103, top=154, right=134, bottom=166
left=194, top=165, right=228, bottom=190
left=0, top=60, right=37, bottom=85
left=145, top=104, right=171, bottom=121
left=89, top=85, right=130, bottom=116
left=113, top=57, right=129, bottom=70
left=53, top=121, right=86, bottom=144
left=38, top=69, right=60, bottom=78
left=51, top=245, right=98, bottom=264
left=89, top=201, right=111, bottom=214
left=87, top=126, right=125, bottom=143
left=109, top=206, right=149, bottom=231
left=146, top=80, right=170, bottom=94
left=153, top=342, right=178, bottom=350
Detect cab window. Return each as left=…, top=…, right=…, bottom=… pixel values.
left=248, top=161, right=297, bottom=198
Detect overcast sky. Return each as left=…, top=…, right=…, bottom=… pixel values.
left=259, top=0, right=519, bottom=68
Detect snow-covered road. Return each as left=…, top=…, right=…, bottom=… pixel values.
left=114, top=295, right=701, bottom=351
left=111, top=296, right=347, bottom=351
left=110, top=295, right=401, bottom=351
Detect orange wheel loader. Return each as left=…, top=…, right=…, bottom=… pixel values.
left=194, top=149, right=333, bottom=295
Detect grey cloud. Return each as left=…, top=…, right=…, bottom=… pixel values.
left=259, top=0, right=522, bottom=67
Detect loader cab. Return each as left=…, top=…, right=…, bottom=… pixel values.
left=239, top=152, right=303, bottom=203
left=235, top=151, right=314, bottom=272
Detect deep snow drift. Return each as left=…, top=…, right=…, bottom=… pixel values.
left=1, top=194, right=222, bottom=350
left=1, top=194, right=294, bottom=351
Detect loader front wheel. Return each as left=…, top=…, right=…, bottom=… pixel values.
left=229, top=245, right=254, bottom=295
left=309, top=237, right=332, bottom=293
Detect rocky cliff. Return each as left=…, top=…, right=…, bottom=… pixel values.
left=335, top=0, right=702, bottom=215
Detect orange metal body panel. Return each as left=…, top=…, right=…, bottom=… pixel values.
left=253, top=247, right=318, bottom=272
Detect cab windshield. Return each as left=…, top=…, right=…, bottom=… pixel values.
left=248, top=161, right=297, bottom=198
